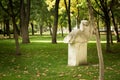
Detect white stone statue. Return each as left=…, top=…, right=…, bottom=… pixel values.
left=64, top=20, right=93, bottom=66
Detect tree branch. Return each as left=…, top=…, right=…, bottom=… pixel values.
left=108, top=0, right=114, bottom=12
left=64, top=0, right=68, bottom=13
left=92, top=6, right=104, bottom=18
left=99, top=0, right=106, bottom=12
left=94, top=0, right=104, bottom=11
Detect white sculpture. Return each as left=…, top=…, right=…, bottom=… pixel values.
left=64, top=20, right=92, bottom=66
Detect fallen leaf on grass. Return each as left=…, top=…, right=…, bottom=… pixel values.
left=42, top=73, right=47, bottom=76
left=11, top=58, right=15, bottom=63
left=59, top=74, right=64, bottom=77
left=77, top=74, right=82, bottom=77
left=44, top=69, right=49, bottom=72
left=72, top=74, right=82, bottom=78
left=35, top=68, right=38, bottom=71
left=48, top=63, right=51, bottom=66
left=59, top=72, right=65, bottom=77
left=2, top=74, right=6, bottom=77
left=23, top=70, right=29, bottom=74
left=17, top=75, right=21, bottom=78
left=106, top=67, right=113, bottom=70
left=24, top=67, right=27, bottom=70
left=36, top=71, right=40, bottom=77
left=16, top=66, right=20, bottom=69
left=72, top=74, right=77, bottom=78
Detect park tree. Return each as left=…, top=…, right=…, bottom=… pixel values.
left=64, top=0, right=71, bottom=32
left=31, top=0, right=53, bottom=36
left=0, top=9, right=10, bottom=38
left=110, top=0, right=120, bottom=42
left=4, top=18, right=10, bottom=38
left=40, top=0, right=54, bottom=36
left=92, top=0, right=118, bottom=52
left=0, top=6, right=10, bottom=37
left=0, top=0, right=21, bottom=55
left=31, top=0, right=43, bottom=35
left=20, top=0, right=30, bottom=43
left=52, top=0, right=60, bottom=43
left=59, top=12, right=67, bottom=37
left=46, top=0, right=89, bottom=43
left=86, top=0, right=104, bottom=80
left=76, top=0, right=80, bottom=29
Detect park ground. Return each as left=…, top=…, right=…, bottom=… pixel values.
left=0, top=35, right=120, bottom=80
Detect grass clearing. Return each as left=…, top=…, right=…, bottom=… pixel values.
left=0, top=35, right=120, bottom=80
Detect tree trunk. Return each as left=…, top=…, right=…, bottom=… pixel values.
left=48, top=23, right=52, bottom=36
left=104, top=15, right=111, bottom=52
left=0, top=0, right=21, bottom=55
left=61, top=25, right=64, bottom=37
left=12, top=16, right=21, bottom=55
left=110, top=30, right=113, bottom=44
left=76, top=0, right=80, bottom=29
left=86, top=0, right=104, bottom=80
left=20, top=0, right=30, bottom=43
left=64, top=0, right=72, bottom=32
left=94, top=0, right=112, bottom=52
left=97, top=10, right=100, bottom=38
left=0, top=23, right=3, bottom=34
left=68, top=0, right=71, bottom=32
left=31, top=23, right=34, bottom=35
left=5, top=19, right=11, bottom=38
left=52, top=0, right=60, bottom=43
left=3, top=20, right=6, bottom=37
left=9, top=0, right=20, bottom=55
left=40, top=25, right=43, bottom=36
left=110, top=9, right=120, bottom=42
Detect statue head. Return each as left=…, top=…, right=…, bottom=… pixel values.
left=80, top=20, right=89, bottom=31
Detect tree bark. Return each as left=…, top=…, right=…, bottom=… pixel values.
left=31, top=23, right=34, bottom=35
left=3, top=20, right=6, bottom=37
left=5, top=19, right=11, bottom=38
left=96, top=10, right=101, bottom=38
left=76, top=0, right=80, bottom=29
left=52, top=0, right=60, bottom=43
left=64, top=0, right=72, bottom=32
left=0, top=0, right=21, bottom=55
left=9, top=0, right=20, bottom=55
left=68, top=0, right=71, bottom=32
left=110, top=9, right=120, bottom=42
left=48, top=23, right=52, bottom=36
left=104, top=15, right=111, bottom=51
left=20, top=0, right=30, bottom=43
left=94, top=0, right=112, bottom=52
left=61, top=25, right=64, bottom=37
left=40, top=25, right=43, bottom=36
left=12, top=16, right=20, bottom=55
left=86, top=0, right=104, bottom=80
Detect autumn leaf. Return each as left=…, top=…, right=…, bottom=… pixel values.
left=36, top=71, right=40, bottom=77
left=59, top=72, right=65, bottom=77
left=77, top=74, right=82, bottom=77
left=23, top=70, right=29, bottom=74
left=2, top=74, right=6, bottom=77
left=17, top=75, right=21, bottom=78
left=42, top=73, right=47, bottom=76
left=79, top=79, right=86, bottom=80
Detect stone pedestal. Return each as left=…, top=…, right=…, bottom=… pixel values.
left=68, top=43, right=87, bottom=66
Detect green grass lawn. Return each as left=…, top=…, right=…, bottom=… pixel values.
left=0, top=35, right=120, bottom=80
